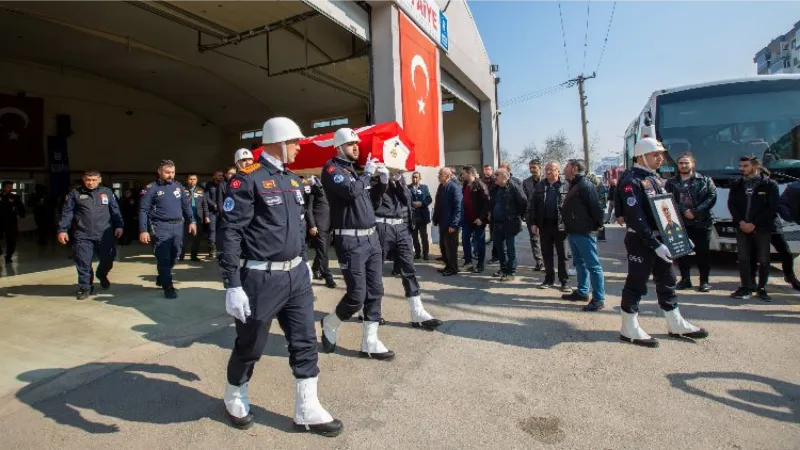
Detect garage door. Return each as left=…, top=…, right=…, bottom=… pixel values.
left=441, top=70, right=479, bottom=113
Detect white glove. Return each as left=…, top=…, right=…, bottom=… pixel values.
left=363, top=152, right=379, bottom=176
left=225, top=287, right=251, bottom=323
left=393, top=173, right=403, bottom=182
left=655, top=244, right=673, bottom=263
left=378, top=166, right=390, bottom=184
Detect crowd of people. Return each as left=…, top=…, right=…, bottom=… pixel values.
left=14, top=115, right=800, bottom=437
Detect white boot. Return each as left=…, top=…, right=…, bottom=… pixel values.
left=360, top=321, right=395, bottom=360
left=664, top=307, right=708, bottom=338
left=293, top=377, right=343, bottom=436
left=620, top=311, right=659, bottom=348
left=321, top=313, right=341, bottom=352
left=224, top=383, right=254, bottom=429
left=407, top=296, right=442, bottom=329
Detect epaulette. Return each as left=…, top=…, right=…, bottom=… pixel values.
left=240, top=163, right=261, bottom=175
left=145, top=182, right=154, bottom=188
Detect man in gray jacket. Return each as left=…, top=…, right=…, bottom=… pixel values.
left=522, top=159, right=544, bottom=271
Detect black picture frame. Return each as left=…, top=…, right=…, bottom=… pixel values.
left=647, top=193, right=693, bottom=259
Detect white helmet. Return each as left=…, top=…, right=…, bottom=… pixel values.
left=262, top=117, right=305, bottom=145
left=633, top=137, right=666, bottom=158
left=333, top=128, right=360, bottom=149
left=234, top=148, right=253, bottom=163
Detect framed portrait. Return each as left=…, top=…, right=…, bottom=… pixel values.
left=648, top=194, right=693, bottom=259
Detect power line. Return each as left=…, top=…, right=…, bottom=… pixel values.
left=582, top=0, right=591, bottom=72
left=594, top=1, right=617, bottom=74
left=557, top=1, right=570, bottom=77
left=499, top=80, right=576, bottom=108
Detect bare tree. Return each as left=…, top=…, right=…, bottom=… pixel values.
left=541, top=130, right=578, bottom=167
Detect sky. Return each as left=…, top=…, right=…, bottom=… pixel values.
left=467, top=0, right=800, bottom=164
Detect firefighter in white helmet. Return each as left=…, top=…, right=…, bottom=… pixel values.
left=234, top=148, right=254, bottom=170
left=219, top=116, right=342, bottom=436
left=319, top=127, right=396, bottom=360
left=617, top=137, right=708, bottom=348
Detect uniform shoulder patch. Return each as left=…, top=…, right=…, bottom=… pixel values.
left=326, top=165, right=336, bottom=174
left=240, top=163, right=261, bottom=175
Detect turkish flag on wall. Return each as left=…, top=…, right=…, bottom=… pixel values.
left=399, top=13, right=440, bottom=167
left=0, top=94, right=45, bottom=168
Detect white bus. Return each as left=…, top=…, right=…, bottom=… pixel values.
left=622, top=74, right=800, bottom=253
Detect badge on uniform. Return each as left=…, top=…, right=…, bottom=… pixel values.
left=230, top=179, right=241, bottom=189
left=295, top=190, right=304, bottom=205
left=627, top=196, right=637, bottom=206
left=265, top=196, right=283, bottom=206
left=333, top=174, right=344, bottom=184
left=290, top=179, right=299, bottom=187
left=157, top=190, right=164, bottom=196
left=262, top=180, right=276, bottom=189
left=223, top=197, right=235, bottom=212
left=174, top=188, right=181, bottom=198
left=327, top=166, right=336, bottom=174
left=79, top=194, right=89, bottom=200
left=101, top=193, right=109, bottom=205
left=303, top=185, right=311, bottom=194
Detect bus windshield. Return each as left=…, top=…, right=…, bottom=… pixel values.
left=655, top=79, right=800, bottom=183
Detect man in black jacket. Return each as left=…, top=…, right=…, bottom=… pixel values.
left=0, top=180, right=25, bottom=262
left=728, top=156, right=779, bottom=300
left=560, top=159, right=605, bottom=311
left=306, top=175, right=336, bottom=288
left=461, top=166, right=490, bottom=273
left=665, top=152, right=717, bottom=292
left=522, top=160, right=544, bottom=271
left=528, top=161, right=570, bottom=292
left=204, top=170, right=225, bottom=258
left=489, top=168, right=527, bottom=281
left=408, top=172, right=433, bottom=260
left=180, top=173, right=210, bottom=261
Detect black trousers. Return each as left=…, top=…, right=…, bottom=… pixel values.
left=227, top=262, right=318, bottom=386
left=333, top=232, right=383, bottom=322
left=74, top=229, right=116, bottom=289
left=749, top=231, right=795, bottom=283
left=540, top=224, right=568, bottom=284
left=377, top=221, right=420, bottom=297
left=736, top=229, right=771, bottom=289
left=677, top=226, right=712, bottom=283
left=439, top=225, right=459, bottom=272
left=527, top=225, right=543, bottom=266
left=181, top=222, right=202, bottom=258
left=621, top=233, right=678, bottom=313
left=0, top=224, right=18, bottom=260
left=411, top=221, right=429, bottom=257
left=311, top=229, right=333, bottom=280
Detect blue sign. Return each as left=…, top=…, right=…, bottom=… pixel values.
left=439, top=11, right=449, bottom=52
left=47, top=136, right=71, bottom=199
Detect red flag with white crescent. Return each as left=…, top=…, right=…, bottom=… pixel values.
left=0, top=94, right=44, bottom=168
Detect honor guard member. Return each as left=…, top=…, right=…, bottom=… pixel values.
left=0, top=180, right=26, bottom=262
left=57, top=170, right=124, bottom=299
left=618, top=137, right=708, bottom=348
left=139, top=160, right=197, bottom=299
left=320, top=128, right=395, bottom=360
left=305, top=174, right=337, bottom=288
left=220, top=117, right=342, bottom=436
left=370, top=169, right=442, bottom=330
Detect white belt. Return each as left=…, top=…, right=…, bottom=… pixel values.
left=334, top=227, right=376, bottom=237
left=240, top=256, right=303, bottom=271
left=375, top=217, right=404, bottom=225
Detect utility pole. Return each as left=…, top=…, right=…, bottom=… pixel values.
left=572, top=72, right=596, bottom=169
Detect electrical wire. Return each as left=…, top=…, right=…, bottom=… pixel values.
left=557, top=1, right=570, bottom=78
left=583, top=0, right=591, bottom=72
left=499, top=80, right=576, bottom=108
left=595, top=1, right=617, bottom=75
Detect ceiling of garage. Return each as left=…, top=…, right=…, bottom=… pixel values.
left=0, top=1, right=371, bottom=132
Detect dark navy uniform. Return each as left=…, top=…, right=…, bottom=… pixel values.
left=205, top=180, right=224, bottom=256
left=58, top=185, right=123, bottom=292
left=371, top=176, right=420, bottom=298
left=306, top=176, right=335, bottom=285
left=619, top=166, right=678, bottom=313
left=139, top=179, right=194, bottom=290
left=321, top=157, right=383, bottom=322
left=219, top=158, right=318, bottom=384
left=0, top=191, right=25, bottom=261
left=181, top=185, right=209, bottom=260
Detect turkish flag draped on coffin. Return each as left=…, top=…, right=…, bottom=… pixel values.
left=251, top=121, right=416, bottom=175
left=0, top=94, right=45, bottom=168
left=399, top=13, right=441, bottom=168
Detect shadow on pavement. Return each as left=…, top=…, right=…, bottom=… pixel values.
left=15, top=363, right=292, bottom=434
left=666, top=371, right=800, bottom=423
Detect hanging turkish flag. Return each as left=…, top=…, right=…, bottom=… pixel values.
left=0, top=94, right=44, bottom=168
left=399, top=13, right=440, bottom=168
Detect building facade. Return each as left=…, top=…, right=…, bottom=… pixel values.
left=753, top=20, right=800, bottom=75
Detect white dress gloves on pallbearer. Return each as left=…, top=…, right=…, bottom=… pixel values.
left=226, top=287, right=251, bottom=322
left=377, top=166, right=390, bottom=184
left=655, top=244, right=672, bottom=263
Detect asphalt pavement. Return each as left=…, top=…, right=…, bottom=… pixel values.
left=0, top=227, right=798, bottom=449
